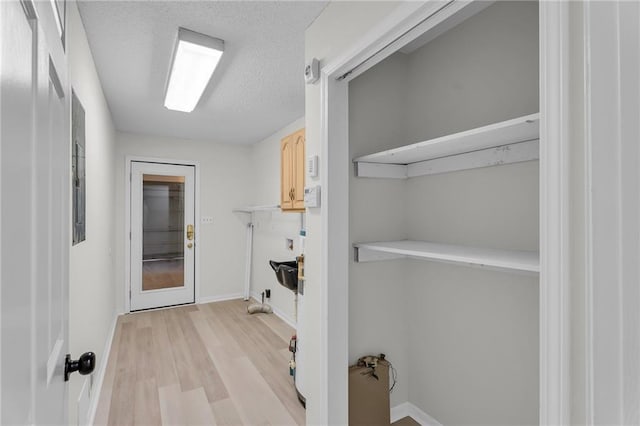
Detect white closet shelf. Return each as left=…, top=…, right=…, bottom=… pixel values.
left=354, top=113, right=540, bottom=178
left=232, top=204, right=281, bottom=213
left=354, top=240, right=539, bottom=273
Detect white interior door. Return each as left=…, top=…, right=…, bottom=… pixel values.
left=1, top=0, right=71, bottom=424
left=130, top=162, right=196, bottom=311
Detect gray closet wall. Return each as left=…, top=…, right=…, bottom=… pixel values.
left=349, top=2, right=539, bottom=424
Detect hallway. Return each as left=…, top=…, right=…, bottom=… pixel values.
left=94, top=300, right=304, bottom=425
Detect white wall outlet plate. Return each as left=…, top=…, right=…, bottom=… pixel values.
left=304, top=185, right=321, bottom=208
left=304, top=58, right=319, bottom=84
left=201, top=216, right=214, bottom=224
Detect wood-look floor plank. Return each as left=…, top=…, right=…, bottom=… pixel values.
left=176, top=307, right=228, bottom=402
left=96, top=299, right=304, bottom=425
left=231, top=316, right=304, bottom=425
left=118, top=313, right=137, bottom=324
left=189, top=309, right=221, bottom=347
left=133, top=310, right=154, bottom=329
left=208, top=300, right=304, bottom=424
left=135, top=326, right=155, bottom=382
left=181, top=387, right=217, bottom=425
left=149, top=309, right=179, bottom=388
left=134, top=378, right=162, bottom=426
left=197, top=308, right=298, bottom=425
left=163, top=307, right=203, bottom=393
left=241, top=314, right=290, bottom=352
left=107, top=321, right=137, bottom=426
left=211, top=398, right=245, bottom=426
left=222, top=355, right=298, bottom=425
left=257, top=310, right=296, bottom=343
left=93, top=319, right=123, bottom=426
left=202, top=304, right=246, bottom=359
left=158, top=384, right=184, bottom=426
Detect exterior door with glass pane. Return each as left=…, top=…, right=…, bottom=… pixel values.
left=130, top=162, right=196, bottom=311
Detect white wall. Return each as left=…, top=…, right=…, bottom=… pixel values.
left=348, top=2, right=540, bottom=424
left=249, top=117, right=304, bottom=325
left=114, top=132, right=253, bottom=312
left=304, top=2, right=403, bottom=423
left=67, top=2, right=117, bottom=424
left=348, top=52, right=410, bottom=408
left=404, top=4, right=539, bottom=423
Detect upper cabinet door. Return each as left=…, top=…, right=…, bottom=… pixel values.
left=281, top=128, right=305, bottom=212
left=292, top=129, right=306, bottom=210
left=281, top=134, right=294, bottom=210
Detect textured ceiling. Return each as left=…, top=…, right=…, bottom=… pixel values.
left=77, top=1, right=328, bottom=144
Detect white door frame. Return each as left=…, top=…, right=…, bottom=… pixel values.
left=317, top=1, right=571, bottom=424
left=124, top=156, right=201, bottom=313
left=581, top=1, right=640, bottom=423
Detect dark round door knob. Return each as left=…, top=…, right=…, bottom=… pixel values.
left=64, top=352, right=96, bottom=381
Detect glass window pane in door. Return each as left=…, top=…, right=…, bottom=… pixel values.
left=142, top=174, right=185, bottom=291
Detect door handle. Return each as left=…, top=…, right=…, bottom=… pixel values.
left=64, top=352, right=95, bottom=381
left=187, top=224, right=194, bottom=240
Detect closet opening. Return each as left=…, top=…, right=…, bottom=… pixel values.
left=318, top=1, right=569, bottom=424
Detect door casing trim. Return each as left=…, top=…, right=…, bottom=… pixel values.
left=124, top=156, right=201, bottom=313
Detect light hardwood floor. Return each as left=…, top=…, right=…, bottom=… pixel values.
left=94, top=299, right=304, bottom=426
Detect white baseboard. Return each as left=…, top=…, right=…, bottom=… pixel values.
left=250, top=290, right=296, bottom=329
left=391, top=402, right=442, bottom=426
left=197, top=292, right=244, bottom=304
left=87, top=311, right=119, bottom=426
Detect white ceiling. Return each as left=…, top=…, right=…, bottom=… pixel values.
left=77, top=1, right=328, bottom=145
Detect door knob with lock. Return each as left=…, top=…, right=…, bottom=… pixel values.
left=64, top=352, right=95, bottom=381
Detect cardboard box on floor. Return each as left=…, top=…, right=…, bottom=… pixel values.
left=349, top=357, right=391, bottom=425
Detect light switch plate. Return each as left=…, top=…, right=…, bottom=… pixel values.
left=307, top=155, right=318, bottom=178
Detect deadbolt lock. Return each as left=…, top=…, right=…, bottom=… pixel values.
left=187, top=242, right=193, bottom=249
left=187, top=224, right=194, bottom=240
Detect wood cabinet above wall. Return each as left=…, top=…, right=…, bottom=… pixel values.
left=281, top=128, right=305, bottom=212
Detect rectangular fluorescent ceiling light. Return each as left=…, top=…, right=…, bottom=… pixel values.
left=164, top=28, right=224, bottom=113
